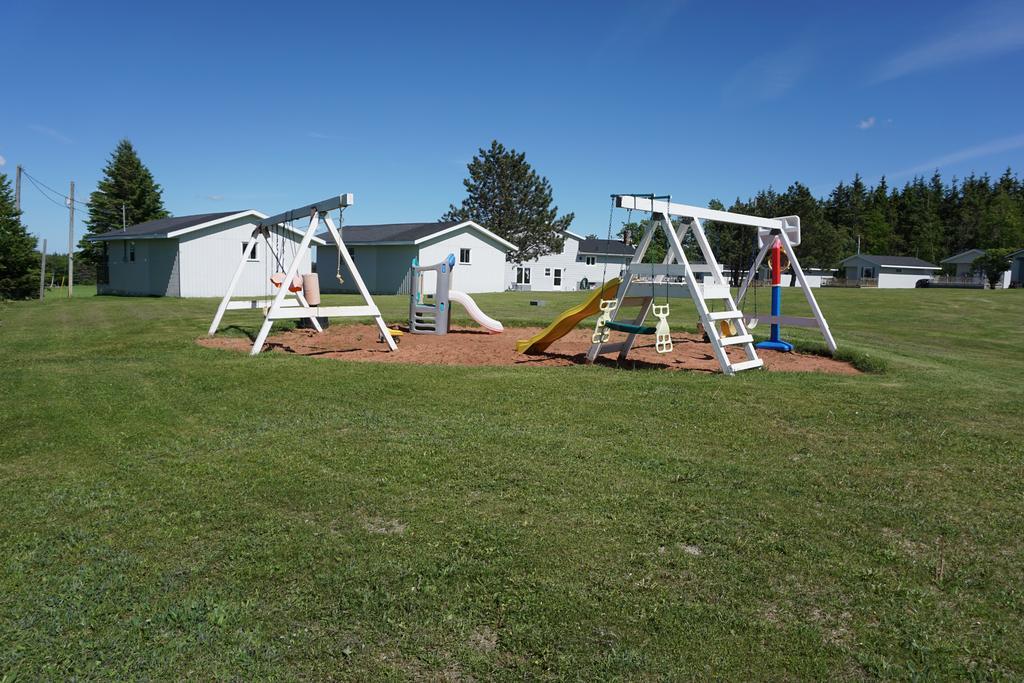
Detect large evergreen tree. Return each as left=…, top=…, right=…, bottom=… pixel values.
left=0, top=173, right=39, bottom=299
left=443, top=141, right=573, bottom=263
left=79, top=139, right=169, bottom=267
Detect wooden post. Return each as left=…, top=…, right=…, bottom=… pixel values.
left=39, top=239, right=47, bottom=301
left=15, top=165, right=22, bottom=213
left=67, top=180, right=75, bottom=298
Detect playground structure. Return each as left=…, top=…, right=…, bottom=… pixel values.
left=519, top=194, right=836, bottom=375
left=208, top=193, right=398, bottom=355
left=409, top=254, right=503, bottom=334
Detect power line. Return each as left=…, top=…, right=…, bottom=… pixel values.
left=21, top=168, right=128, bottom=228
left=22, top=173, right=71, bottom=209
left=21, top=169, right=91, bottom=207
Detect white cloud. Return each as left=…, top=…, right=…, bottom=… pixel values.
left=873, top=2, right=1024, bottom=83
left=307, top=131, right=334, bottom=140
left=858, top=116, right=877, bottom=130
left=29, top=124, right=73, bottom=144
left=206, top=194, right=224, bottom=201
left=0, top=154, right=6, bottom=166
left=891, top=132, right=1024, bottom=178
left=723, top=45, right=814, bottom=102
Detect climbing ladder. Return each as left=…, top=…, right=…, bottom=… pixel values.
left=586, top=196, right=763, bottom=375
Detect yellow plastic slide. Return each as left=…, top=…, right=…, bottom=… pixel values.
left=516, top=278, right=622, bottom=354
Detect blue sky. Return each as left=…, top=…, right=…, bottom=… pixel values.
left=4, top=0, right=1024, bottom=250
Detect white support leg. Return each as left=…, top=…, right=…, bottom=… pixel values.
left=616, top=218, right=690, bottom=361
left=251, top=213, right=319, bottom=355
left=777, top=230, right=837, bottom=353
left=661, top=214, right=740, bottom=375
left=586, top=218, right=659, bottom=363
left=209, top=229, right=265, bottom=335
left=691, top=217, right=759, bottom=365
left=322, top=214, right=397, bottom=351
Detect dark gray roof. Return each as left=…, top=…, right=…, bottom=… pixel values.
left=317, top=221, right=460, bottom=244
left=841, top=254, right=939, bottom=268
left=86, top=212, right=241, bottom=241
left=578, top=238, right=635, bottom=256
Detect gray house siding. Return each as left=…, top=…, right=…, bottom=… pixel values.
left=99, top=238, right=177, bottom=296
left=317, top=244, right=417, bottom=295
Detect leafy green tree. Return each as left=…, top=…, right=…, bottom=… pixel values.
left=980, top=170, right=1024, bottom=248
left=0, top=173, right=39, bottom=299
left=972, top=248, right=1014, bottom=288
left=894, top=178, right=944, bottom=262
left=80, top=139, right=169, bottom=267
left=779, top=181, right=843, bottom=267
left=443, top=140, right=573, bottom=263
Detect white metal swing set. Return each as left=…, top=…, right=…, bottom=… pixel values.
left=588, top=194, right=836, bottom=375
left=208, top=193, right=398, bottom=355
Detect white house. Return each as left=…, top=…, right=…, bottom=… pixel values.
left=837, top=254, right=940, bottom=288
left=503, top=231, right=635, bottom=291
left=315, top=220, right=517, bottom=295
left=86, top=210, right=319, bottom=297
left=940, top=248, right=1012, bottom=288
left=1011, top=248, right=1024, bottom=286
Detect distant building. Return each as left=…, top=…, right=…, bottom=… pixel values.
left=85, top=210, right=318, bottom=297
left=504, top=231, right=635, bottom=291
left=837, top=254, right=940, bottom=288
left=1009, top=248, right=1024, bottom=286
left=940, top=248, right=1012, bottom=288
left=315, top=221, right=517, bottom=295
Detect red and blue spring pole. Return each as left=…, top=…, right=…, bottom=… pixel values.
left=754, top=236, right=793, bottom=352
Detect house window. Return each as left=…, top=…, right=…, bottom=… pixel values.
left=863, top=268, right=874, bottom=278
left=553, top=268, right=562, bottom=286
left=459, top=248, right=471, bottom=264
left=243, top=241, right=259, bottom=261
left=544, top=268, right=551, bottom=277
left=585, top=256, right=596, bottom=266
left=348, top=247, right=356, bottom=256
left=129, top=242, right=135, bottom=262
left=516, top=267, right=531, bottom=285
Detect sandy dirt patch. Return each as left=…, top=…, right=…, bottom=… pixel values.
left=198, top=324, right=858, bottom=375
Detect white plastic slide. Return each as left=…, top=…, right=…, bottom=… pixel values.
left=448, top=290, right=504, bottom=333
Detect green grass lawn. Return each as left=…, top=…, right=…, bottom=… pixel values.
left=1, top=287, right=1022, bottom=679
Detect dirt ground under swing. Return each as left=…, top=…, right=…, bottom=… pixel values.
left=198, top=324, right=859, bottom=375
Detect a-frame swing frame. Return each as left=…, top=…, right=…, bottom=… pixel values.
left=736, top=224, right=837, bottom=353
left=586, top=195, right=836, bottom=374
left=208, top=193, right=397, bottom=356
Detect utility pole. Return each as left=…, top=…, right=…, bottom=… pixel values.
left=39, top=239, right=47, bottom=301
left=67, top=180, right=75, bottom=297
left=123, top=203, right=127, bottom=231
left=15, top=165, right=22, bottom=213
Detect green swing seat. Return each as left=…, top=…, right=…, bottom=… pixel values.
left=604, top=320, right=657, bottom=335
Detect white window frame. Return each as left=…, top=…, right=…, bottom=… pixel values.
left=459, top=248, right=471, bottom=265
left=585, top=256, right=596, bottom=266
left=544, top=268, right=551, bottom=277
left=516, top=266, right=531, bottom=285
left=243, top=241, right=259, bottom=262
left=553, top=268, right=562, bottom=287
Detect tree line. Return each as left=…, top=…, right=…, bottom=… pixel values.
left=616, top=170, right=1023, bottom=285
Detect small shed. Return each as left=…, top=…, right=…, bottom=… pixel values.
left=837, top=254, right=940, bottom=288
left=86, top=210, right=322, bottom=297
left=316, top=220, right=516, bottom=295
